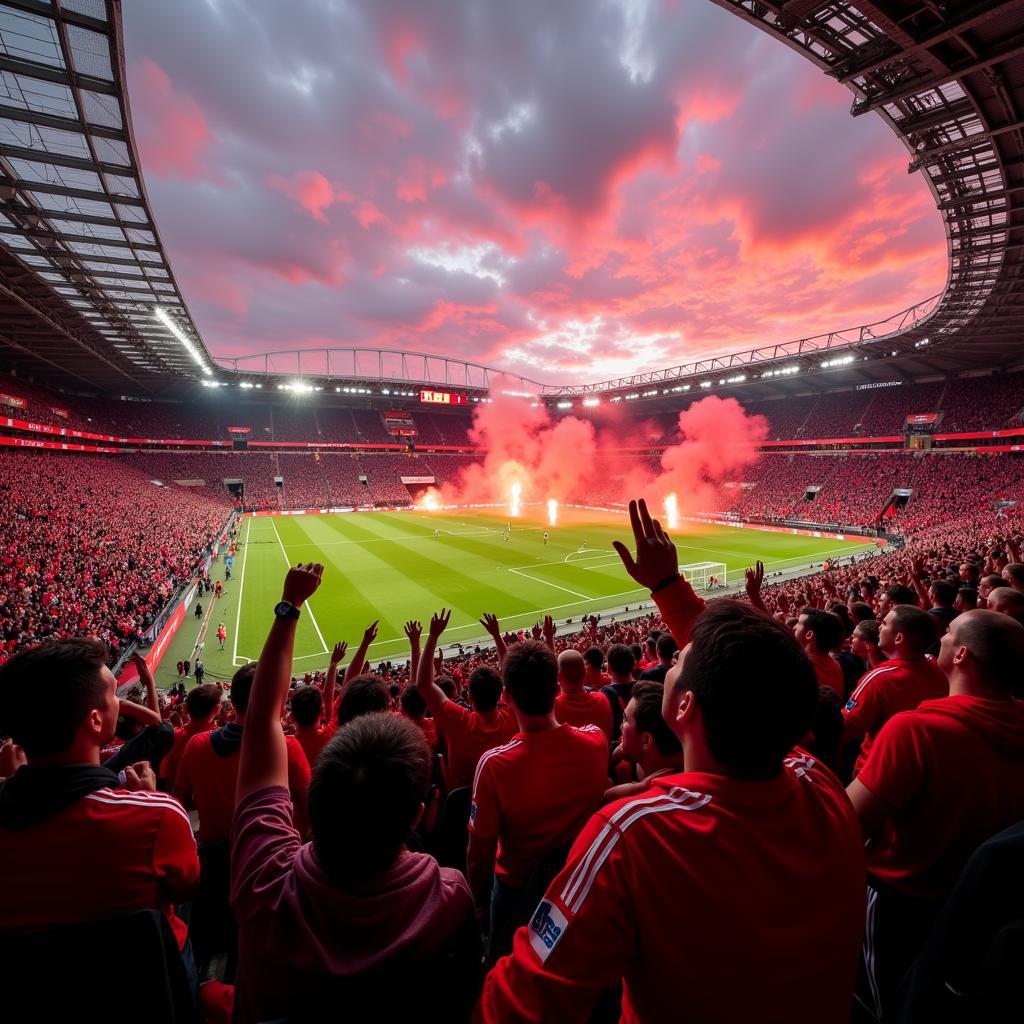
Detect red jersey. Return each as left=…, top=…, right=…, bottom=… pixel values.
left=160, top=720, right=214, bottom=783
left=175, top=727, right=310, bottom=843
left=433, top=700, right=518, bottom=791
left=842, top=657, right=948, bottom=774
left=554, top=691, right=614, bottom=742
left=0, top=787, right=198, bottom=949
left=478, top=753, right=865, bottom=1024
left=857, top=694, right=1024, bottom=900
left=811, top=653, right=845, bottom=701
left=582, top=667, right=610, bottom=690
left=294, top=726, right=331, bottom=769
left=469, top=724, right=609, bottom=887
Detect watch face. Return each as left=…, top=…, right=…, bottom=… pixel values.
left=275, top=601, right=297, bottom=618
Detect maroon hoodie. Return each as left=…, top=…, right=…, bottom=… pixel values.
left=231, top=786, right=475, bottom=1023
left=859, top=694, right=1024, bottom=899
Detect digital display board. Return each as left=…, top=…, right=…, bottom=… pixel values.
left=419, top=390, right=468, bottom=405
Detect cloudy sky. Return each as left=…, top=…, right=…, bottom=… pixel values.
left=123, top=0, right=947, bottom=384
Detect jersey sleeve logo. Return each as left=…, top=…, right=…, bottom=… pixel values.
left=469, top=800, right=477, bottom=826
left=845, top=697, right=858, bottom=712
left=529, top=899, right=568, bottom=963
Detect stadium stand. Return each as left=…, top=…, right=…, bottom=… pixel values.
left=4, top=4, right=1024, bottom=1023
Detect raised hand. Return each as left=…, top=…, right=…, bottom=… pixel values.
left=530, top=623, right=542, bottom=639
left=429, top=608, right=452, bottom=640
left=744, top=561, right=764, bottom=599
left=361, top=620, right=379, bottom=646
left=612, top=499, right=678, bottom=591
left=329, top=641, right=348, bottom=666
left=282, top=562, right=324, bottom=607
left=479, top=612, right=501, bottom=637
left=543, top=615, right=555, bottom=640
left=404, top=620, right=422, bottom=646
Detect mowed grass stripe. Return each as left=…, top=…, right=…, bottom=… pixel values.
left=235, top=517, right=325, bottom=662
left=316, top=513, right=547, bottom=620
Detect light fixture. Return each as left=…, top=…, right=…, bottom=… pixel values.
left=154, top=305, right=210, bottom=375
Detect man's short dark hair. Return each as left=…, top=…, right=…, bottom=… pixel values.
left=655, top=633, right=678, bottom=661
left=310, top=714, right=429, bottom=881
left=889, top=604, right=938, bottom=653
left=679, top=600, right=816, bottom=781
left=799, top=608, right=843, bottom=654
left=885, top=584, right=918, bottom=606
left=230, top=663, right=256, bottom=715
left=981, top=573, right=1004, bottom=592
left=503, top=639, right=557, bottom=716
left=468, top=665, right=502, bottom=712
left=336, top=675, right=389, bottom=726
left=607, top=643, right=635, bottom=677
left=827, top=603, right=853, bottom=638
left=854, top=619, right=880, bottom=646
left=630, top=682, right=681, bottom=757
left=185, top=683, right=222, bottom=720
left=930, top=579, right=956, bottom=608
left=400, top=684, right=426, bottom=718
left=0, top=638, right=109, bottom=758
left=957, top=586, right=978, bottom=608
left=583, top=646, right=604, bottom=670
left=849, top=602, right=875, bottom=624
left=436, top=675, right=456, bottom=700
left=291, top=685, right=323, bottom=728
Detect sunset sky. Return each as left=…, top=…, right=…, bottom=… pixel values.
left=123, top=0, right=948, bottom=384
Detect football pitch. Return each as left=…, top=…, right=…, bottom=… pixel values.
left=177, top=507, right=876, bottom=680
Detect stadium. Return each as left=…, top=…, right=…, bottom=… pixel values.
left=1, top=1, right=1022, bottom=1021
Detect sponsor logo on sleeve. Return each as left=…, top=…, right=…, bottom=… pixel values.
left=529, top=900, right=569, bottom=963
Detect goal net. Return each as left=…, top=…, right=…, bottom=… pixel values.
left=680, top=561, right=728, bottom=591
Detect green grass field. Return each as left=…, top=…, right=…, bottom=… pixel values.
left=166, top=507, right=874, bottom=682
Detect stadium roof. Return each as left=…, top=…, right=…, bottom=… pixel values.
left=0, top=0, right=213, bottom=394
left=0, top=0, right=1022, bottom=401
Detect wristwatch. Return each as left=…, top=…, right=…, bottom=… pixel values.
left=274, top=601, right=301, bottom=620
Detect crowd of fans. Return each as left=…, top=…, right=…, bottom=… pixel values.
left=722, top=452, right=1024, bottom=531
left=0, top=451, right=231, bottom=666
left=3, top=371, right=1023, bottom=450
left=2, top=483, right=1022, bottom=1021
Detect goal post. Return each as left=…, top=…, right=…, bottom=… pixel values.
left=679, top=561, right=728, bottom=591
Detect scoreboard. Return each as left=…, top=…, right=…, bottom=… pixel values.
left=419, top=390, right=468, bottom=405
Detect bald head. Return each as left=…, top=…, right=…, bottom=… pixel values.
left=557, top=649, right=586, bottom=691
left=987, top=587, right=1024, bottom=625
left=939, top=609, right=1024, bottom=694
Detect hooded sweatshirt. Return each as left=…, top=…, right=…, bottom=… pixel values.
left=858, top=694, right=1024, bottom=900
left=230, top=785, right=476, bottom=1024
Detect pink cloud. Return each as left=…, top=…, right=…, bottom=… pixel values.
left=267, top=170, right=340, bottom=222
left=130, top=58, right=212, bottom=181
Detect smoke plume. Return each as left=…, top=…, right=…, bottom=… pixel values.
left=434, top=384, right=767, bottom=516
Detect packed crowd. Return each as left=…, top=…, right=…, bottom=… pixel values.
left=721, top=452, right=1024, bottom=531
left=3, top=371, right=1023, bottom=451
left=0, top=451, right=231, bottom=666
left=2, top=491, right=1021, bottom=1022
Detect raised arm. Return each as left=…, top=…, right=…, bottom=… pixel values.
left=404, top=619, right=422, bottom=680
left=237, top=563, right=324, bottom=806
left=613, top=498, right=704, bottom=648
left=343, top=620, right=378, bottom=685
left=321, top=641, right=347, bottom=726
left=744, top=560, right=767, bottom=613
left=479, top=612, right=507, bottom=663
left=415, top=610, right=452, bottom=715
left=542, top=614, right=556, bottom=653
